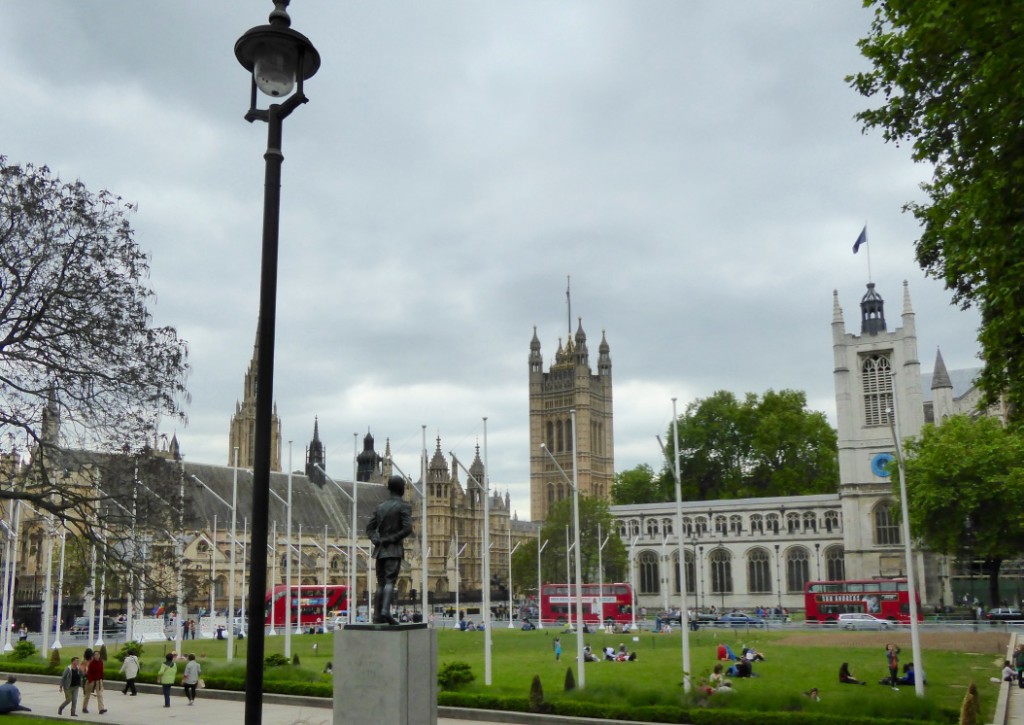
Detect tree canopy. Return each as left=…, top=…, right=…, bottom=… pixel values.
left=849, top=1, right=1024, bottom=419
left=902, top=415, right=1024, bottom=607
left=0, top=157, right=190, bottom=526
left=611, top=463, right=661, bottom=506
left=511, top=496, right=627, bottom=595
left=650, top=389, right=838, bottom=502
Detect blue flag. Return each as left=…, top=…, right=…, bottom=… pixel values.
left=852, top=225, right=867, bottom=254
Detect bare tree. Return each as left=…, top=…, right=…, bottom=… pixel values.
left=0, top=156, right=190, bottom=543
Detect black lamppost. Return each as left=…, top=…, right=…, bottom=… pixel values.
left=234, top=2, right=319, bottom=721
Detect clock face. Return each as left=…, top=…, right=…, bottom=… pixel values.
left=871, top=453, right=895, bottom=478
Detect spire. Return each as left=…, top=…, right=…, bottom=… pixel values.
left=169, top=434, right=181, bottom=461
left=832, top=290, right=844, bottom=325
left=598, top=329, right=611, bottom=375
left=931, top=348, right=953, bottom=390
left=574, top=318, right=589, bottom=367
left=305, top=416, right=326, bottom=484
left=902, top=279, right=914, bottom=315
left=860, top=282, right=886, bottom=334
left=529, top=325, right=542, bottom=373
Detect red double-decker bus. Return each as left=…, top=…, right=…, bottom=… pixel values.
left=539, top=583, right=634, bottom=625
left=804, top=578, right=922, bottom=624
left=265, top=584, right=348, bottom=626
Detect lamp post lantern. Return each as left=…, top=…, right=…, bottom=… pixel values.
left=234, top=2, right=319, bottom=720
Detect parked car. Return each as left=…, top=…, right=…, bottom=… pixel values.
left=838, top=612, right=891, bottom=630
left=69, top=616, right=125, bottom=637
left=986, top=608, right=1023, bottom=622
left=717, top=611, right=766, bottom=627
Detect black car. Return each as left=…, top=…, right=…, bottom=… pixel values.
left=69, top=616, right=125, bottom=637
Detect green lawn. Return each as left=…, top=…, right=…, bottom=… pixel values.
left=13, top=626, right=1007, bottom=723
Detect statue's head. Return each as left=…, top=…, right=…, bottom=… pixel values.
left=387, top=474, right=406, bottom=497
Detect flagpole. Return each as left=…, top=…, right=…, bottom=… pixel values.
left=865, top=221, right=873, bottom=282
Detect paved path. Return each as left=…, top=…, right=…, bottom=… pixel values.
left=7, top=679, right=483, bottom=725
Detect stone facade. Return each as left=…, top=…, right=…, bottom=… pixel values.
left=528, top=319, right=614, bottom=522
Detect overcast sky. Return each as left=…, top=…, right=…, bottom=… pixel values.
left=1, top=1, right=980, bottom=521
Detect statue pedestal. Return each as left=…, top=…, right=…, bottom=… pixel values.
left=333, top=623, right=437, bottom=725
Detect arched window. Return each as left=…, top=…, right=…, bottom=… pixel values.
left=874, top=502, right=900, bottom=545
left=696, top=517, right=708, bottom=535
left=802, top=512, right=817, bottom=532
left=823, top=510, right=840, bottom=533
left=566, top=418, right=573, bottom=451
left=862, top=354, right=893, bottom=426
left=710, top=549, right=732, bottom=594
left=786, top=547, right=810, bottom=592
left=646, top=519, right=659, bottom=537
left=825, top=546, right=845, bottom=581
left=630, top=520, right=640, bottom=537
left=214, top=576, right=227, bottom=599
left=750, top=514, right=764, bottom=534
left=729, top=515, right=743, bottom=535
left=747, top=548, right=772, bottom=593
left=434, top=579, right=448, bottom=594
left=618, top=522, right=628, bottom=538
left=714, top=516, right=727, bottom=535
left=639, top=551, right=660, bottom=595
left=786, top=513, right=800, bottom=534
left=330, top=556, right=340, bottom=572
left=548, top=483, right=555, bottom=505
left=546, top=421, right=554, bottom=450
left=766, top=514, right=780, bottom=534
left=682, top=517, right=693, bottom=536
left=556, top=420, right=564, bottom=452
left=663, top=519, right=673, bottom=535
left=683, top=550, right=695, bottom=594
left=197, top=541, right=209, bottom=554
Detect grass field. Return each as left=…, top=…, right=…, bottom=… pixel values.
left=10, top=625, right=1011, bottom=723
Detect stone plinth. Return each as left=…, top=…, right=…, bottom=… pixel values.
left=333, top=623, right=437, bottom=725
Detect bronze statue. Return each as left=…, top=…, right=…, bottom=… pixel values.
left=366, top=474, right=413, bottom=625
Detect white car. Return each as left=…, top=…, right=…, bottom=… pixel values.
left=838, top=612, right=890, bottom=630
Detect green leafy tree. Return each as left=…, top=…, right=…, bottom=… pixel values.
left=0, top=157, right=190, bottom=524
left=611, top=464, right=664, bottom=505
left=512, top=497, right=627, bottom=594
left=660, top=389, right=838, bottom=500
left=902, top=415, right=1024, bottom=607
left=849, top=2, right=1024, bottom=418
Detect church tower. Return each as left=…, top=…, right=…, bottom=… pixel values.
left=832, top=281, right=924, bottom=580
left=528, top=318, right=614, bottom=522
left=227, top=326, right=282, bottom=471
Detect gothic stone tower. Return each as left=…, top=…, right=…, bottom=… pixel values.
left=228, top=327, right=282, bottom=471
left=832, top=281, right=924, bottom=581
left=529, top=319, right=613, bottom=522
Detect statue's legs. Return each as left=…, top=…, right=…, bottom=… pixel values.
left=380, top=583, right=400, bottom=626
left=373, top=557, right=402, bottom=626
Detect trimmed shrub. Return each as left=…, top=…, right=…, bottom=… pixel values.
left=959, top=681, right=979, bottom=725
left=264, top=653, right=291, bottom=668
left=438, top=661, right=475, bottom=691
left=113, top=643, right=143, bottom=663
left=99, top=644, right=108, bottom=661
left=48, top=647, right=61, bottom=668
left=564, top=666, right=575, bottom=691
left=11, top=641, right=36, bottom=660
left=528, top=674, right=549, bottom=714
left=292, top=653, right=300, bottom=666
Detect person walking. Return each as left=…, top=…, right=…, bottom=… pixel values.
left=119, top=649, right=140, bottom=696
left=82, top=650, right=106, bottom=714
left=58, top=656, right=82, bottom=716
left=554, top=637, right=562, bottom=661
left=157, top=653, right=177, bottom=708
left=181, top=654, right=201, bottom=705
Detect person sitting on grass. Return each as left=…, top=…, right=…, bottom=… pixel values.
left=839, top=662, right=867, bottom=685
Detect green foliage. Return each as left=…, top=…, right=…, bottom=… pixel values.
left=528, top=674, right=548, bottom=714
left=48, top=647, right=61, bottom=668
left=903, top=415, right=1024, bottom=605
left=612, top=463, right=664, bottom=505
left=563, top=666, right=575, bottom=691
left=661, top=390, right=839, bottom=500
left=513, top=496, right=628, bottom=587
left=437, top=661, right=475, bottom=691
left=264, top=653, right=291, bottom=668
left=99, top=644, right=108, bottom=661
left=11, top=641, right=36, bottom=660
left=113, top=643, right=143, bottom=663
left=848, top=1, right=1024, bottom=419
